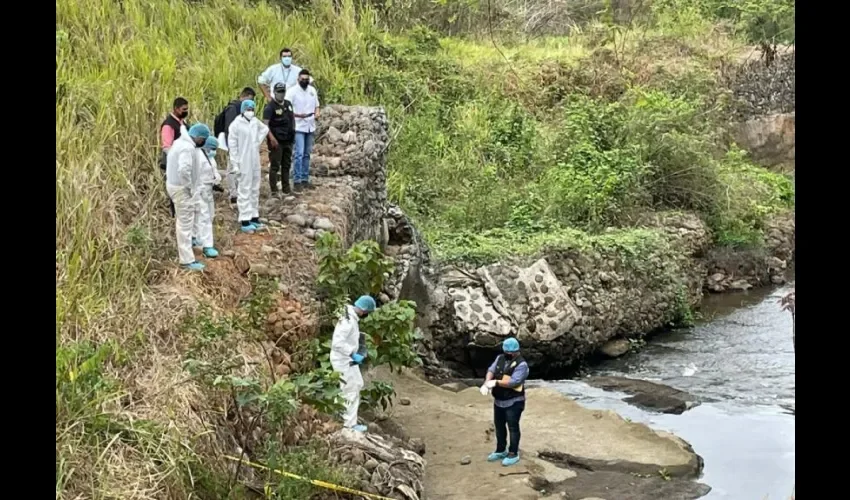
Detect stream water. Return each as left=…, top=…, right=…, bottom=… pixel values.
left=537, top=282, right=796, bottom=499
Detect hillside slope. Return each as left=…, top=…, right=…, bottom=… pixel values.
left=56, top=0, right=794, bottom=498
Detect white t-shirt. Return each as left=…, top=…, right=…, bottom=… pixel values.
left=285, top=85, right=320, bottom=134
left=258, top=63, right=302, bottom=91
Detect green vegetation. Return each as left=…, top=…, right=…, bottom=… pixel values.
left=56, top=0, right=794, bottom=497
left=316, top=232, right=421, bottom=374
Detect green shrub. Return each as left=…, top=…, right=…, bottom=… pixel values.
left=710, top=147, right=794, bottom=247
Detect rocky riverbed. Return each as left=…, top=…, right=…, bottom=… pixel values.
left=377, top=367, right=712, bottom=500
left=539, top=283, right=796, bottom=499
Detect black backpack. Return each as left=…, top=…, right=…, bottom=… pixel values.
left=213, top=104, right=228, bottom=137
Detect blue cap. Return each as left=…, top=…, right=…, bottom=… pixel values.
left=202, top=136, right=219, bottom=150
left=241, top=99, right=256, bottom=113
left=502, top=338, right=520, bottom=353
left=354, top=295, right=377, bottom=313
left=188, top=123, right=211, bottom=140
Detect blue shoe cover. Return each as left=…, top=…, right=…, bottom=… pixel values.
left=203, top=247, right=219, bottom=258
left=502, top=454, right=520, bottom=467
left=487, top=452, right=508, bottom=462
left=181, top=261, right=205, bottom=271
left=352, top=424, right=368, bottom=433
left=240, top=224, right=256, bottom=233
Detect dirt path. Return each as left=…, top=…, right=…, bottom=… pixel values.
left=374, top=368, right=711, bottom=500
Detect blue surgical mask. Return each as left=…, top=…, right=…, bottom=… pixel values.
left=281, top=56, right=292, bottom=67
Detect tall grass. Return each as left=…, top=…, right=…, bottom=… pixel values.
left=56, top=0, right=385, bottom=497
left=56, top=0, right=380, bottom=337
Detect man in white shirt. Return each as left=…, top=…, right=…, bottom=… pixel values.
left=285, top=69, right=320, bottom=191
left=257, top=48, right=302, bottom=102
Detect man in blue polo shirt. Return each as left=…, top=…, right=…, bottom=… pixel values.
left=257, top=47, right=302, bottom=101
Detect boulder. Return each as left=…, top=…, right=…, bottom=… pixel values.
left=599, top=339, right=630, bottom=358
left=731, top=113, right=795, bottom=171
left=439, top=382, right=467, bottom=393
left=584, top=376, right=701, bottom=414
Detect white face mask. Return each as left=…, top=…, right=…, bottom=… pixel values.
left=243, top=111, right=255, bottom=120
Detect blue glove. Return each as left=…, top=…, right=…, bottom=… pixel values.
left=351, top=353, right=365, bottom=365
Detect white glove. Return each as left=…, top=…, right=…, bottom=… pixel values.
left=479, top=385, right=490, bottom=396
left=484, top=380, right=498, bottom=389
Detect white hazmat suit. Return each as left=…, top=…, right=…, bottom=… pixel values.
left=193, top=151, right=221, bottom=249
left=227, top=114, right=269, bottom=223
left=330, top=305, right=365, bottom=429
left=165, top=135, right=202, bottom=265
left=216, top=132, right=238, bottom=200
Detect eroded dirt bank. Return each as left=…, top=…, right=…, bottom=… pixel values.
left=372, top=367, right=711, bottom=499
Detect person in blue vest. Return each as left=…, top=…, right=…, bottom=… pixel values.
left=481, top=338, right=529, bottom=466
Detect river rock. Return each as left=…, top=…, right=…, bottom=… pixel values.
left=440, top=382, right=467, bottom=393
left=249, top=263, right=271, bottom=276
left=408, top=437, right=426, bottom=456
left=313, top=217, right=335, bottom=231
left=731, top=112, right=795, bottom=171
left=460, top=455, right=471, bottom=465
left=584, top=376, right=700, bottom=414
left=528, top=475, right=551, bottom=491
left=285, top=214, right=307, bottom=227
left=599, top=339, right=630, bottom=358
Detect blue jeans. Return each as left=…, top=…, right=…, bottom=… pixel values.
left=494, top=400, right=525, bottom=455
left=293, top=131, right=314, bottom=184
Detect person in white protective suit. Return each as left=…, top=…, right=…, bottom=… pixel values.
left=165, top=123, right=210, bottom=271
left=227, top=99, right=269, bottom=234
left=330, top=295, right=377, bottom=432
left=192, top=136, right=222, bottom=258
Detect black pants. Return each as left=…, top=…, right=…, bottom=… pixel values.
left=494, top=400, right=525, bottom=455
left=268, top=140, right=293, bottom=193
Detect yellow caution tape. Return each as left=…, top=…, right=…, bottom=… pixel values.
left=224, top=454, right=398, bottom=500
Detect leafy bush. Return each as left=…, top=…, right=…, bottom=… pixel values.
left=315, top=233, right=421, bottom=408
left=316, top=233, right=394, bottom=315
left=360, top=381, right=397, bottom=412
left=710, top=147, right=794, bottom=247
left=361, top=301, right=422, bottom=371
